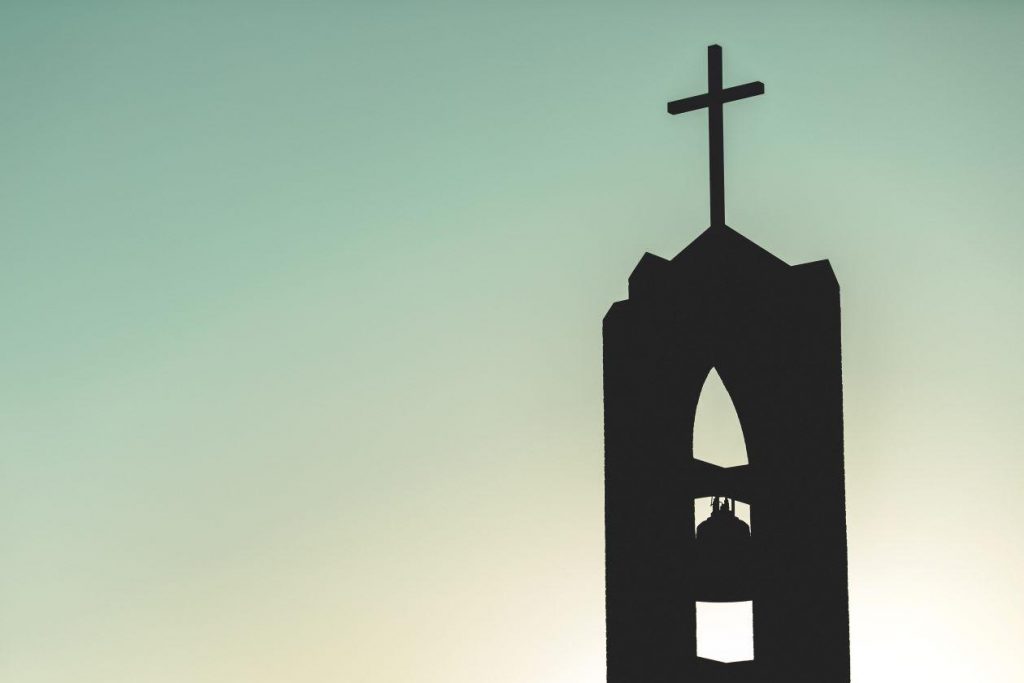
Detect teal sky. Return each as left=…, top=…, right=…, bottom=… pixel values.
left=3, top=2, right=1023, bottom=681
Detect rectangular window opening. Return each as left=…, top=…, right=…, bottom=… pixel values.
left=694, top=497, right=751, bottom=534
left=696, top=601, right=754, bottom=663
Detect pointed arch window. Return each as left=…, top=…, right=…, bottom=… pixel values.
left=692, top=368, right=748, bottom=468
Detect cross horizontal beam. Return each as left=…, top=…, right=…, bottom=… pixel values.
left=667, top=81, right=765, bottom=115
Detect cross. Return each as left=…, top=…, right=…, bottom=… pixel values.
left=667, top=45, right=764, bottom=228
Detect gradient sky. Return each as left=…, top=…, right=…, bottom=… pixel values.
left=3, top=2, right=1023, bottom=682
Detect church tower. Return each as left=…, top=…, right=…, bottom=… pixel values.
left=603, top=46, right=850, bottom=682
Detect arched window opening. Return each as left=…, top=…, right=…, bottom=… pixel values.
left=692, top=368, right=748, bottom=468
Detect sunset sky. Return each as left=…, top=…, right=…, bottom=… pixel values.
left=3, top=2, right=1023, bottom=681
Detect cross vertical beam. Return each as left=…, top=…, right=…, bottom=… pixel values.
left=667, top=45, right=764, bottom=228
left=708, top=45, right=724, bottom=228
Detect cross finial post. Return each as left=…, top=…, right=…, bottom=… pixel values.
left=667, top=45, right=764, bottom=228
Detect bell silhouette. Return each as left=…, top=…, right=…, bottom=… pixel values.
left=694, top=496, right=752, bottom=601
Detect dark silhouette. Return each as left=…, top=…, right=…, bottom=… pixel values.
left=667, top=44, right=763, bottom=229
left=694, top=497, right=752, bottom=602
left=604, top=45, right=849, bottom=682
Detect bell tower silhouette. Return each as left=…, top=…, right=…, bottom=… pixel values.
left=603, top=45, right=850, bottom=682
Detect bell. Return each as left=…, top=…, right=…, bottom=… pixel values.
left=694, top=496, right=752, bottom=602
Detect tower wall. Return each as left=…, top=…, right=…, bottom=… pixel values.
left=604, top=229, right=849, bottom=682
